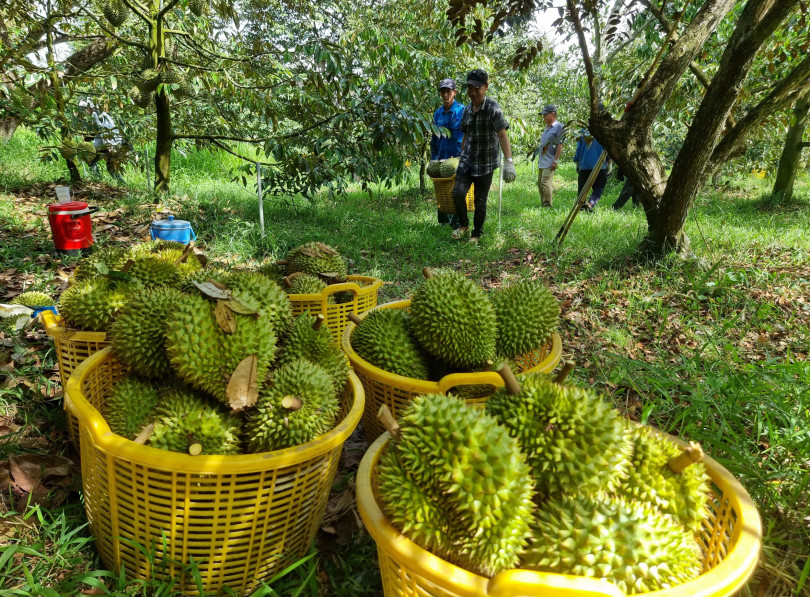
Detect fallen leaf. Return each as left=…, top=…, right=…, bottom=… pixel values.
left=214, top=301, right=237, bottom=333
left=226, top=355, right=258, bottom=410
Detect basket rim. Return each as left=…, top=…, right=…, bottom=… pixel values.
left=340, top=299, right=562, bottom=391
left=287, top=274, right=383, bottom=300
left=64, top=346, right=365, bottom=473
left=42, top=310, right=107, bottom=342
left=356, top=432, right=762, bottom=597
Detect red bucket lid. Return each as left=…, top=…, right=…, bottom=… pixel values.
left=49, top=201, right=89, bottom=212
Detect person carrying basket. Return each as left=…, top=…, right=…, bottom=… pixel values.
left=429, top=78, right=465, bottom=230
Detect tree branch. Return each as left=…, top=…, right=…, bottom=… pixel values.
left=567, top=0, right=598, bottom=112
left=81, top=7, right=150, bottom=51
left=210, top=139, right=276, bottom=166
left=159, top=0, right=184, bottom=19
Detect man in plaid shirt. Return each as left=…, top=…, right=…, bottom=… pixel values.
left=451, top=69, right=516, bottom=245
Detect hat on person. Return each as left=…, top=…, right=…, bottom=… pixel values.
left=466, top=69, right=488, bottom=88
left=540, top=104, right=557, bottom=115
left=438, top=78, right=456, bottom=90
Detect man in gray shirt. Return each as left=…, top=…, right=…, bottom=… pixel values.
left=536, top=104, right=564, bottom=207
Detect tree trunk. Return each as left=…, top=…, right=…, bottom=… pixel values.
left=419, top=139, right=427, bottom=196
left=155, top=89, right=172, bottom=193
left=66, top=159, right=82, bottom=183
left=0, top=117, right=20, bottom=140
left=772, top=89, right=810, bottom=200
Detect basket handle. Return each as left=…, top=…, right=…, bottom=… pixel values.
left=487, top=569, right=624, bottom=597
left=435, top=371, right=506, bottom=393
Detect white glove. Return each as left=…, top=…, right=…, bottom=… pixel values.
left=503, top=161, right=516, bottom=183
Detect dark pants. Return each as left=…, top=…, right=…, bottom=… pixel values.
left=438, top=211, right=460, bottom=228
left=452, top=169, right=493, bottom=238
left=577, top=169, right=608, bottom=206
left=612, top=181, right=640, bottom=210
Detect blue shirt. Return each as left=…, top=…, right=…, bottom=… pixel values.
left=536, top=120, right=564, bottom=169
left=430, top=101, right=465, bottom=160
left=574, top=131, right=608, bottom=170
left=458, top=96, right=509, bottom=177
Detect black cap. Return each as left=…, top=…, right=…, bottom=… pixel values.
left=540, top=104, right=557, bottom=115
left=438, top=78, right=456, bottom=90
left=466, top=69, right=488, bottom=88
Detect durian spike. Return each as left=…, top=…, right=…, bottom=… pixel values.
left=312, top=314, right=325, bottom=331
left=377, top=405, right=401, bottom=440
left=496, top=362, right=522, bottom=395
left=133, top=422, right=154, bottom=445
left=283, top=272, right=305, bottom=287
left=667, top=441, right=705, bottom=473
left=347, top=312, right=362, bottom=325
left=421, top=267, right=433, bottom=280
left=281, top=395, right=303, bottom=411
left=554, top=361, right=575, bottom=384
left=188, top=438, right=203, bottom=456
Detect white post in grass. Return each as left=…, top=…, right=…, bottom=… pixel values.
left=498, top=150, right=503, bottom=235
left=145, top=146, right=150, bottom=194
left=256, top=162, right=265, bottom=236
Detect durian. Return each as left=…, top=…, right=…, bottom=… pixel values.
left=276, top=313, right=349, bottom=393
left=189, top=0, right=206, bottom=16
left=73, top=246, right=132, bottom=281
left=57, top=278, right=134, bottom=331
left=286, top=273, right=327, bottom=295
left=224, top=270, right=291, bottom=333
left=378, top=393, right=535, bottom=577
left=351, top=308, right=431, bottom=380
left=10, top=291, right=54, bottom=307
left=284, top=242, right=347, bottom=278
left=492, top=280, right=559, bottom=359
left=127, top=256, right=182, bottom=287
left=102, top=0, right=128, bottom=26
left=105, top=375, right=163, bottom=439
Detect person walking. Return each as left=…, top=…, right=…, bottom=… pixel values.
left=535, top=104, right=564, bottom=207
left=430, top=78, right=465, bottom=229
left=573, top=127, right=611, bottom=212
left=611, top=167, right=641, bottom=210
left=450, top=69, right=516, bottom=245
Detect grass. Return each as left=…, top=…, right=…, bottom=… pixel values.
left=1, top=126, right=809, bottom=595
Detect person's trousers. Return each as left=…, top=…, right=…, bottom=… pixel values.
left=577, top=169, right=608, bottom=206
left=537, top=167, right=555, bottom=206
left=612, top=181, right=639, bottom=210
left=452, top=169, right=493, bottom=238
left=438, top=211, right=460, bottom=228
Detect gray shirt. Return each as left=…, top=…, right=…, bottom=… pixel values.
left=536, top=120, right=564, bottom=169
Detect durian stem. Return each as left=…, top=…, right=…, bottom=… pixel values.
left=668, top=441, right=705, bottom=473
left=121, top=259, right=134, bottom=272
left=283, top=272, right=305, bottom=288
left=318, top=272, right=342, bottom=284
left=188, top=438, right=203, bottom=456
left=484, top=359, right=494, bottom=371
left=421, top=267, right=433, bottom=279
left=347, top=312, right=363, bottom=325
left=174, top=242, right=194, bottom=264
left=133, top=422, right=154, bottom=445
left=281, top=395, right=303, bottom=411
left=312, top=314, right=325, bottom=331
left=496, top=362, right=522, bottom=395
left=554, top=361, right=575, bottom=384
left=275, top=259, right=289, bottom=266
left=377, top=405, right=401, bottom=440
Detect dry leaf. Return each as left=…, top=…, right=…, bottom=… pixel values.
left=214, top=301, right=237, bottom=333
left=226, top=354, right=259, bottom=410
left=193, top=281, right=233, bottom=300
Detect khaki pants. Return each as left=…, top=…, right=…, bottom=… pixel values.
left=538, top=167, right=555, bottom=206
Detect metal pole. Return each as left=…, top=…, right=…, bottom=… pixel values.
left=555, top=149, right=607, bottom=246
left=256, top=162, right=265, bottom=237
left=498, top=151, right=503, bottom=235
left=144, top=146, right=150, bottom=194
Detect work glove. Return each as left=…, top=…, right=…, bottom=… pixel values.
left=503, top=160, right=517, bottom=183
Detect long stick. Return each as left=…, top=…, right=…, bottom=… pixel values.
left=498, top=150, right=503, bottom=235
left=256, top=161, right=265, bottom=237
left=555, top=149, right=607, bottom=246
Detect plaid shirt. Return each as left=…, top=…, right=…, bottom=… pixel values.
left=458, top=96, right=509, bottom=177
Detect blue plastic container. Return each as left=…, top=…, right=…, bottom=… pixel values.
left=150, top=215, right=196, bottom=244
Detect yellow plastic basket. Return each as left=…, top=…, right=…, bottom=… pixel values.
left=41, top=309, right=109, bottom=448
left=432, top=176, right=474, bottom=214
left=65, top=347, right=365, bottom=596
left=341, top=300, right=562, bottom=443
left=289, top=275, right=383, bottom=343
left=357, top=432, right=762, bottom=597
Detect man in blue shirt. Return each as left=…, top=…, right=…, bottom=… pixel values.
left=573, top=127, right=611, bottom=212
left=430, top=78, right=465, bottom=228
left=536, top=104, right=564, bottom=207
left=450, top=69, right=516, bottom=245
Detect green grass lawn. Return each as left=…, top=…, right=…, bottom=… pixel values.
left=1, top=127, right=809, bottom=595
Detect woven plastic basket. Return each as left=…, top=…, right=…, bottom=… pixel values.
left=65, top=347, right=365, bottom=596
left=431, top=176, right=474, bottom=214
left=42, top=310, right=109, bottom=448
left=289, top=275, right=382, bottom=343
left=357, top=432, right=762, bottom=597
left=341, top=300, right=562, bottom=443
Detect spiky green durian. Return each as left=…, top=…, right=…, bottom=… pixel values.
left=258, top=260, right=285, bottom=284
left=57, top=278, right=134, bottom=331
left=189, top=0, right=206, bottom=16
left=224, top=270, right=291, bottom=333
left=136, top=240, right=204, bottom=277
left=492, top=280, right=559, bottom=359
left=73, top=246, right=132, bottom=282
left=438, top=157, right=459, bottom=178
left=276, top=313, right=349, bottom=392
left=426, top=160, right=441, bottom=177
left=150, top=385, right=243, bottom=454
left=522, top=494, right=703, bottom=594
left=127, top=256, right=182, bottom=287
left=286, top=274, right=327, bottom=295
left=245, top=358, right=339, bottom=451
left=619, top=426, right=711, bottom=532
left=77, top=141, right=97, bottom=163
left=285, top=242, right=347, bottom=277
left=351, top=308, right=431, bottom=380
left=139, top=69, right=160, bottom=93
left=102, top=0, right=128, bottom=26
left=409, top=271, right=497, bottom=369
left=130, top=85, right=152, bottom=109
left=109, top=286, right=185, bottom=378
left=10, top=291, right=54, bottom=307
left=485, top=373, right=634, bottom=499
left=58, top=140, right=78, bottom=161
left=378, top=393, right=535, bottom=577
left=105, top=375, right=163, bottom=439
left=164, top=290, right=278, bottom=407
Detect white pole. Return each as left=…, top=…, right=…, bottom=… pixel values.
left=145, top=146, right=150, bottom=193
left=256, top=162, right=265, bottom=237
left=498, top=151, right=503, bottom=235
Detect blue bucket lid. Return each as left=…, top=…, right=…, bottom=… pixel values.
left=151, top=215, right=192, bottom=230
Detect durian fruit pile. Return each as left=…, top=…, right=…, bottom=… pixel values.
left=1, top=291, right=55, bottom=333
left=57, top=240, right=351, bottom=455
left=266, top=242, right=369, bottom=304
left=427, top=157, right=459, bottom=178
left=376, top=367, right=712, bottom=593
left=350, top=269, right=559, bottom=394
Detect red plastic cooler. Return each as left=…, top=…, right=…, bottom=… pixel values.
left=48, top=201, right=97, bottom=254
